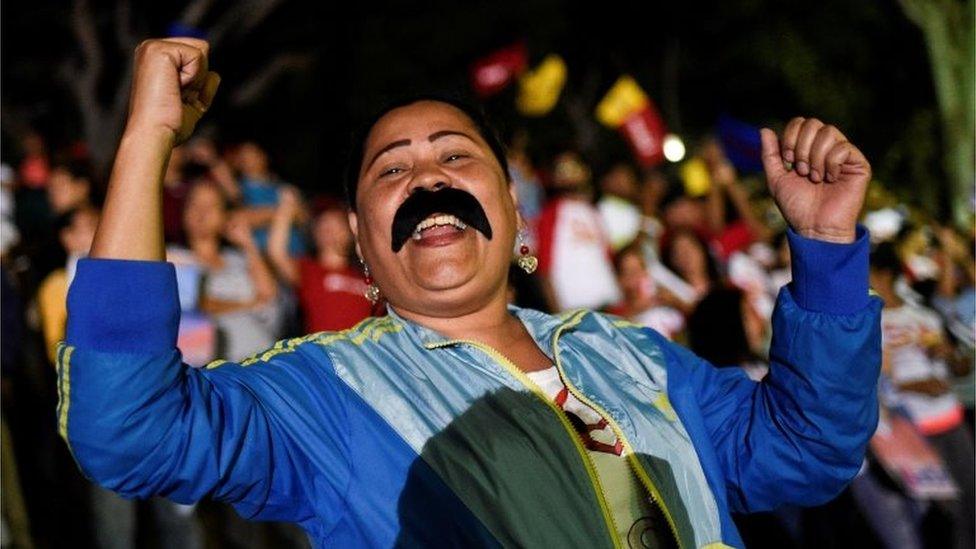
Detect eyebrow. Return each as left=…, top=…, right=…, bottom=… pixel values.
left=364, top=130, right=479, bottom=173
left=365, top=139, right=411, bottom=172
left=427, top=130, right=476, bottom=143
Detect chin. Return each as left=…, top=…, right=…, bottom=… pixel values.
left=413, top=262, right=480, bottom=292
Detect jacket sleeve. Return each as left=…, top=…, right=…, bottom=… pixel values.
left=58, top=258, right=350, bottom=526
left=666, top=227, right=882, bottom=512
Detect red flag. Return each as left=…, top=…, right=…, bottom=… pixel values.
left=470, top=42, right=528, bottom=97
left=619, top=104, right=667, bottom=168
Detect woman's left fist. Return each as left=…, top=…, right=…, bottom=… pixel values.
left=760, top=118, right=871, bottom=243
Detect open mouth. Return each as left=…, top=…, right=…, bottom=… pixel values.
left=412, top=214, right=467, bottom=239
left=391, top=187, right=492, bottom=252
left=409, top=213, right=469, bottom=247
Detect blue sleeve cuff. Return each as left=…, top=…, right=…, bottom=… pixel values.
left=66, top=258, right=180, bottom=353
left=786, top=225, right=870, bottom=315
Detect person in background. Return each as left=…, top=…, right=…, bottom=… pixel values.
left=268, top=187, right=375, bottom=332
left=168, top=181, right=280, bottom=361
left=702, top=138, right=772, bottom=260
left=660, top=228, right=720, bottom=308
left=869, top=242, right=974, bottom=549
left=606, top=241, right=685, bottom=340
left=535, top=151, right=620, bottom=311
left=687, top=286, right=769, bottom=379
left=596, top=162, right=643, bottom=252
left=637, top=169, right=669, bottom=243
left=767, top=230, right=792, bottom=293
left=18, top=131, right=50, bottom=190
left=506, top=128, right=545, bottom=248
left=46, top=159, right=93, bottom=216
left=160, top=147, right=190, bottom=244
left=232, top=141, right=305, bottom=254
left=0, top=164, right=20, bottom=257
left=36, top=206, right=99, bottom=365
left=185, top=136, right=241, bottom=202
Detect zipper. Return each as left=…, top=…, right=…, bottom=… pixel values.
left=425, top=338, right=623, bottom=549
left=550, top=310, right=685, bottom=549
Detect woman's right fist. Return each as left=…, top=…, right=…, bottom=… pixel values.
left=126, top=38, right=220, bottom=145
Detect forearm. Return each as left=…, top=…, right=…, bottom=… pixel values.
left=90, top=126, right=174, bottom=261
left=267, top=212, right=299, bottom=285
left=210, top=162, right=241, bottom=203
left=706, top=185, right=726, bottom=233
left=693, top=228, right=882, bottom=511
left=243, top=245, right=278, bottom=301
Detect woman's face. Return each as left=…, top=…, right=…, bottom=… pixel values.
left=670, top=232, right=707, bottom=280
left=183, top=184, right=227, bottom=241
left=314, top=209, right=353, bottom=256
left=350, top=101, right=518, bottom=317
left=617, top=252, right=651, bottom=301
left=48, top=168, right=89, bottom=214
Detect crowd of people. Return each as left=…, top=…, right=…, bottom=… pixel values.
left=1, top=120, right=972, bottom=548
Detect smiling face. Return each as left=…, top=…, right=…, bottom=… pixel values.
left=350, top=100, right=518, bottom=318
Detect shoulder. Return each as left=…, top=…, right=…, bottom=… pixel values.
left=211, top=316, right=394, bottom=370
left=560, top=308, right=672, bottom=359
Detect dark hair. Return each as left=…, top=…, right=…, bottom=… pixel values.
left=613, top=239, right=646, bottom=273
left=660, top=229, right=721, bottom=284
left=687, top=287, right=752, bottom=366
left=343, top=94, right=509, bottom=211
left=870, top=242, right=902, bottom=276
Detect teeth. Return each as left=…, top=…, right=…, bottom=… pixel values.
left=412, top=214, right=468, bottom=237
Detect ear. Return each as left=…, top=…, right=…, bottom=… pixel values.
left=508, top=183, right=524, bottom=230
left=348, top=210, right=363, bottom=260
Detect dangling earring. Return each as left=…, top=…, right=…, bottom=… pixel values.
left=362, top=261, right=381, bottom=304
left=516, top=230, right=538, bottom=274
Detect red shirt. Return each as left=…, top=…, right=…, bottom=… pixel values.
left=297, top=258, right=374, bottom=332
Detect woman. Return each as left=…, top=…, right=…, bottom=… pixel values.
left=660, top=229, right=721, bottom=305
left=606, top=241, right=685, bottom=340
left=60, top=38, right=879, bottom=548
left=267, top=187, right=375, bottom=332
left=168, top=180, right=280, bottom=361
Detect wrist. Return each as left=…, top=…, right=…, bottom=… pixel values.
left=795, top=227, right=856, bottom=244
left=121, top=121, right=177, bottom=148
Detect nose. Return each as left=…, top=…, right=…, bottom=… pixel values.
left=408, top=161, right=452, bottom=194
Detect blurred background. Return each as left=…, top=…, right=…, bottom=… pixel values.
left=1, top=1, right=973, bottom=548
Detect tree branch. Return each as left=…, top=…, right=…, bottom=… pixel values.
left=180, top=0, right=216, bottom=27
left=208, top=0, right=284, bottom=48
left=114, top=0, right=139, bottom=53
left=229, top=52, right=312, bottom=106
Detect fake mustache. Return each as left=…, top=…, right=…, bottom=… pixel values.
left=390, top=187, right=493, bottom=252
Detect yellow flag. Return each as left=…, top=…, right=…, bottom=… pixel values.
left=595, top=76, right=649, bottom=128
left=517, top=55, right=567, bottom=116
left=681, top=157, right=712, bottom=197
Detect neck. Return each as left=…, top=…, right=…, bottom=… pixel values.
left=392, top=287, right=553, bottom=373
left=394, top=286, right=529, bottom=342
left=189, top=236, right=220, bottom=258
left=318, top=248, right=348, bottom=269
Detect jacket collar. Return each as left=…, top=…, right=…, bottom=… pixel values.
left=384, top=304, right=584, bottom=353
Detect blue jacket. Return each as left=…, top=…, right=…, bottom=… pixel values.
left=58, top=228, right=880, bottom=548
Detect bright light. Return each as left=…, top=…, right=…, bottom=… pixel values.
left=663, top=134, right=686, bottom=162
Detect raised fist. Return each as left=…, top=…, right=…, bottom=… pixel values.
left=127, top=38, right=220, bottom=145
left=760, top=118, right=871, bottom=244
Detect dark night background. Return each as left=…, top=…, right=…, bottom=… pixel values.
left=0, top=0, right=951, bottom=214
